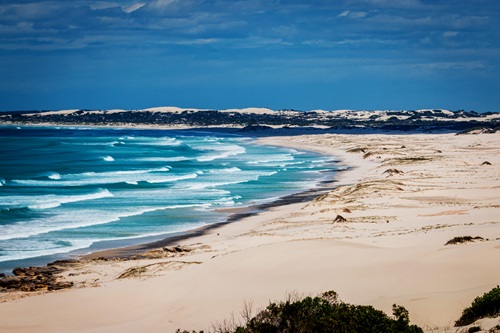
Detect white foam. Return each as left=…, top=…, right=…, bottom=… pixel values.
left=196, top=144, right=246, bottom=162
left=145, top=140, right=181, bottom=147
left=209, top=167, right=241, bottom=174
left=0, top=206, right=162, bottom=241
left=4, top=220, right=211, bottom=263
left=130, top=138, right=180, bottom=147
left=109, top=141, right=126, bottom=147
left=47, top=172, right=61, bottom=180
left=4, top=189, right=114, bottom=211
left=11, top=167, right=175, bottom=187
left=145, top=173, right=198, bottom=184
left=161, top=203, right=211, bottom=210
left=247, top=154, right=294, bottom=165
left=103, top=156, right=115, bottom=162
left=0, top=239, right=94, bottom=263
left=135, top=156, right=191, bottom=162
left=0, top=202, right=219, bottom=243
left=185, top=171, right=277, bottom=190
left=28, top=202, right=62, bottom=210
left=211, top=196, right=241, bottom=207
left=80, top=166, right=170, bottom=176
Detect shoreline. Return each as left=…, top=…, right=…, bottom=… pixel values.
left=0, top=127, right=343, bottom=270
left=79, top=129, right=354, bottom=260
left=0, top=131, right=499, bottom=333
left=81, top=173, right=342, bottom=260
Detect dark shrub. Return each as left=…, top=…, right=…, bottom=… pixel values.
left=445, top=236, right=484, bottom=245
left=179, top=291, right=423, bottom=333
left=455, top=286, right=500, bottom=326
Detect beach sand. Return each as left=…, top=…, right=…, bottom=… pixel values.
left=0, top=132, right=499, bottom=332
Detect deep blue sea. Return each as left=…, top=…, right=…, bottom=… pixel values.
left=0, top=126, right=336, bottom=273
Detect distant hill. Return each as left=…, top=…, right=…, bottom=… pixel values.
left=1, top=107, right=499, bottom=132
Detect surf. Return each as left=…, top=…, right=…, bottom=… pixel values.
left=0, top=126, right=335, bottom=272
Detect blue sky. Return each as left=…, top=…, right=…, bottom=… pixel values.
left=1, top=0, right=499, bottom=112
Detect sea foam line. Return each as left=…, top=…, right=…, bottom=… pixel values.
left=196, top=144, right=246, bottom=162
left=1, top=189, right=114, bottom=211
left=0, top=221, right=209, bottom=263
left=0, top=239, right=94, bottom=263
left=9, top=170, right=189, bottom=187
left=183, top=171, right=278, bottom=190
left=0, top=201, right=215, bottom=242
left=134, top=156, right=191, bottom=162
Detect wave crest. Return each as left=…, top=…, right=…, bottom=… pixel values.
left=46, top=172, right=61, bottom=180
left=2, top=189, right=114, bottom=212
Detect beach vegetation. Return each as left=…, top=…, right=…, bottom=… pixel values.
left=333, top=215, right=347, bottom=223
left=347, top=147, right=367, bottom=153
left=178, top=291, right=424, bottom=333
left=393, top=157, right=431, bottom=163
left=363, top=151, right=379, bottom=159
left=116, top=266, right=148, bottom=279
left=383, top=168, right=404, bottom=176
left=445, top=236, right=484, bottom=245
left=456, top=126, right=498, bottom=135
left=455, top=286, right=500, bottom=326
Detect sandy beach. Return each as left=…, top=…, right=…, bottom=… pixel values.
left=0, top=131, right=499, bottom=332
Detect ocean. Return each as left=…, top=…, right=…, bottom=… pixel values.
left=0, top=126, right=337, bottom=273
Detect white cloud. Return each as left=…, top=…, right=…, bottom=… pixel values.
left=174, top=38, right=219, bottom=45
left=337, top=10, right=367, bottom=19
left=350, top=11, right=368, bottom=18
left=413, top=61, right=486, bottom=72
left=362, top=0, right=422, bottom=8
left=150, top=0, right=177, bottom=7
left=146, top=0, right=181, bottom=12
left=89, top=2, right=121, bottom=10
left=443, top=31, right=459, bottom=38
left=237, top=36, right=293, bottom=49
left=89, top=1, right=146, bottom=13
left=122, top=3, right=146, bottom=13
left=303, top=38, right=397, bottom=48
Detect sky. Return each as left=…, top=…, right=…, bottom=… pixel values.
left=0, top=0, right=499, bottom=112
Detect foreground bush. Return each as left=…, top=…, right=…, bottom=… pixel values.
left=455, top=286, right=500, bottom=326
left=178, top=291, right=423, bottom=333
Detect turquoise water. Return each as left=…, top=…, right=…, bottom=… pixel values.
left=0, top=126, right=336, bottom=273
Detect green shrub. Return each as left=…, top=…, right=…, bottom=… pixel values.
left=179, top=291, right=423, bottom=333
left=455, top=286, right=500, bottom=326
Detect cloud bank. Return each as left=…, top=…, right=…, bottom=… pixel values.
left=0, top=0, right=499, bottom=111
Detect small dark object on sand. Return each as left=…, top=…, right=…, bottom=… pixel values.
left=333, top=215, right=347, bottom=223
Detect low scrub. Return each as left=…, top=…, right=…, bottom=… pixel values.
left=178, top=291, right=423, bottom=333
left=445, top=236, right=484, bottom=245
left=455, top=286, right=500, bottom=326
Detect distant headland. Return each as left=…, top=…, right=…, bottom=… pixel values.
left=1, top=107, right=499, bottom=133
